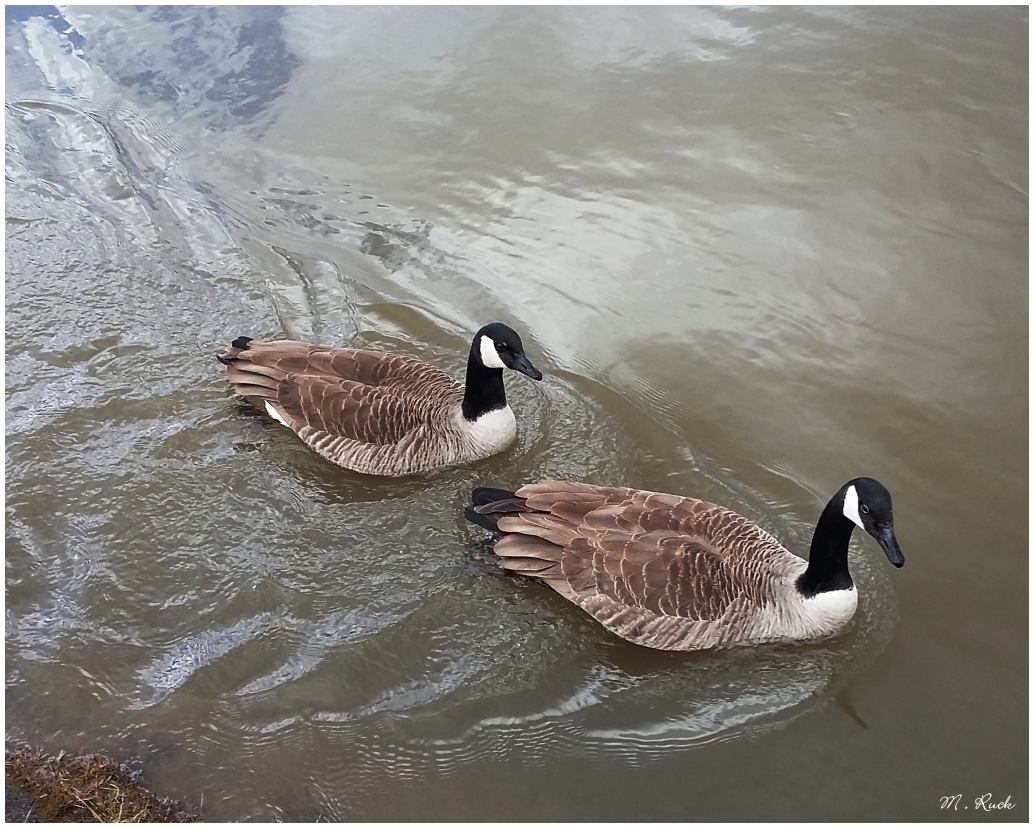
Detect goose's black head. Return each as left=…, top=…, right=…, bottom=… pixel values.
left=841, top=477, right=904, bottom=568
left=473, top=322, right=542, bottom=381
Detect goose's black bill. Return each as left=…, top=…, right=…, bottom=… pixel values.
left=874, top=525, right=905, bottom=568
left=513, top=353, right=542, bottom=381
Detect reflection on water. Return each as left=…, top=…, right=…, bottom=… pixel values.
left=6, top=5, right=1027, bottom=821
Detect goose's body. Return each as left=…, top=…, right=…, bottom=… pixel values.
left=465, top=478, right=904, bottom=651
left=218, top=323, right=542, bottom=476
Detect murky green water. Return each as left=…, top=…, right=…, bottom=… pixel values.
left=5, top=6, right=1027, bottom=821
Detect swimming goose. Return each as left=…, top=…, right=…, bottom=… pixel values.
left=218, top=323, right=542, bottom=476
left=465, top=478, right=904, bottom=651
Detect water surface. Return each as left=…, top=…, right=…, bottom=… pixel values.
left=5, top=6, right=1027, bottom=820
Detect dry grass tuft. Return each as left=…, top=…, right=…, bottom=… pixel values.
left=5, top=743, right=196, bottom=823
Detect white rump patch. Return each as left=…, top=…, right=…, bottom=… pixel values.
left=479, top=335, right=507, bottom=370
left=842, top=485, right=864, bottom=529
left=264, top=401, right=291, bottom=427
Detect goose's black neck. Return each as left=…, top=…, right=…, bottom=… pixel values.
left=462, top=347, right=507, bottom=421
left=797, top=491, right=856, bottom=597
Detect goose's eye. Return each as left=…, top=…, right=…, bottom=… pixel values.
left=860, top=504, right=870, bottom=515
left=495, top=342, right=506, bottom=353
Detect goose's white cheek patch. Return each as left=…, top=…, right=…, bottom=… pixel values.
left=842, top=485, right=864, bottom=529
left=479, top=336, right=507, bottom=369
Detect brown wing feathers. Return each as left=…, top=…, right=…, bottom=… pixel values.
left=469, top=483, right=770, bottom=636
left=218, top=337, right=461, bottom=447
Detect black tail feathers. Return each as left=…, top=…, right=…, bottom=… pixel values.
left=472, top=487, right=517, bottom=506
left=465, top=487, right=529, bottom=532
left=216, top=335, right=254, bottom=365
left=464, top=505, right=501, bottom=532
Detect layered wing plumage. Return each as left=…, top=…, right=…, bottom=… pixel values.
left=472, top=481, right=803, bottom=650
left=219, top=338, right=465, bottom=474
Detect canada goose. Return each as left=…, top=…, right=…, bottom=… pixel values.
left=217, top=323, right=542, bottom=476
left=465, top=478, right=904, bottom=651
